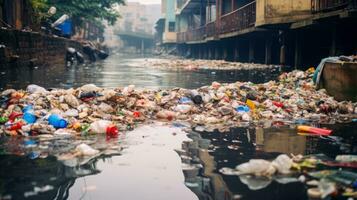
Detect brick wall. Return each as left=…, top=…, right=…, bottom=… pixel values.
left=0, top=29, right=84, bottom=67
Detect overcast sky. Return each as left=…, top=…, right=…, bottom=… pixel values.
left=126, top=0, right=161, bottom=4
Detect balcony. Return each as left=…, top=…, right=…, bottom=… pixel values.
left=177, top=32, right=186, bottom=43
left=311, top=0, right=357, bottom=13
left=206, top=21, right=216, bottom=38
left=220, top=1, right=256, bottom=35
left=186, top=26, right=206, bottom=42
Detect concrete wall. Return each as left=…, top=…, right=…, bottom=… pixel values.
left=0, top=29, right=83, bottom=68
left=163, top=32, right=177, bottom=43
left=176, top=14, right=189, bottom=32
left=256, top=0, right=312, bottom=26
left=162, top=0, right=177, bottom=43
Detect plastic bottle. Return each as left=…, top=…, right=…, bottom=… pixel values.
left=236, top=105, right=250, bottom=113
left=190, top=90, right=203, bottom=104
left=23, top=112, right=37, bottom=124
left=22, top=105, right=37, bottom=124
left=179, top=97, right=193, bottom=104
left=89, top=120, right=119, bottom=137
left=48, top=114, right=68, bottom=129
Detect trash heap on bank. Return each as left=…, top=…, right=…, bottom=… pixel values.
left=147, top=59, right=282, bottom=70
left=0, top=67, right=357, bottom=199
left=0, top=68, right=356, bottom=137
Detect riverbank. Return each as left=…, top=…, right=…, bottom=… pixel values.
left=0, top=29, right=83, bottom=68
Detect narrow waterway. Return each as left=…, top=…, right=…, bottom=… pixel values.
left=0, top=54, right=355, bottom=200
left=0, top=54, right=280, bottom=90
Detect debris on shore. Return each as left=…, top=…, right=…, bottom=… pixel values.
left=0, top=68, right=356, bottom=138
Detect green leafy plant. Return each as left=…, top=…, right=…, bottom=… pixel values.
left=30, top=0, right=125, bottom=28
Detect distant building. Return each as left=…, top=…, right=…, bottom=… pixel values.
left=168, top=0, right=357, bottom=68
left=72, top=21, right=105, bottom=43
left=115, top=2, right=160, bottom=35
left=155, top=0, right=177, bottom=47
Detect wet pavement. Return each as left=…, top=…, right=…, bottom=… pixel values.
left=0, top=54, right=356, bottom=200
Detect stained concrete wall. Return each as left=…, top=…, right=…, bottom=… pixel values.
left=256, top=0, right=312, bottom=26
left=0, top=29, right=83, bottom=68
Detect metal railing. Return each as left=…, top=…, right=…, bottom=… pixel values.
left=177, top=32, right=186, bottom=43
left=206, top=21, right=216, bottom=38
left=177, top=1, right=257, bottom=42
left=220, top=1, right=256, bottom=34
left=186, top=26, right=206, bottom=41
left=311, top=0, right=357, bottom=12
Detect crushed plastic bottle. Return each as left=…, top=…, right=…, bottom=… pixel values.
left=48, top=114, right=68, bottom=129
left=75, top=143, right=99, bottom=156
left=26, top=84, right=47, bottom=94
left=236, top=154, right=293, bottom=176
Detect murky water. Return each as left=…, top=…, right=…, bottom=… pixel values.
left=0, top=54, right=355, bottom=200
left=186, top=123, right=357, bottom=200
left=0, top=54, right=280, bottom=90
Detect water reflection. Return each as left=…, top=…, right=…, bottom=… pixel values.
left=0, top=154, right=114, bottom=200
left=0, top=54, right=281, bottom=90
left=186, top=123, right=357, bottom=200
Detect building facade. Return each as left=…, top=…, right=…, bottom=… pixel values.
left=159, top=0, right=357, bottom=68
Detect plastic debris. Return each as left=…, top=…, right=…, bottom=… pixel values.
left=297, top=126, right=333, bottom=136
left=0, top=68, right=355, bottom=137
left=236, top=154, right=293, bottom=176
left=75, top=143, right=99, bottom=156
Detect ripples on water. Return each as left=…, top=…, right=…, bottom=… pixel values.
left=183, top=122, right=357, bottom=200
left=0, top=54, right=281, bottom=90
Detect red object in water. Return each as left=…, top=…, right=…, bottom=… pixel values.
left=273, top=101, right=284, bottom=108
left=106, top=125, right=119, bottom=138
left=133, top=111, right=141, bottom=118
left=297, top=126, right=333, bottom=136
left=8, top=121, right=24, bottom=131
left=8, top=112, right=23, bottom=121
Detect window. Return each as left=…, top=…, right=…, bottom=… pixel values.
left=168, top=22, right=175, bottom=32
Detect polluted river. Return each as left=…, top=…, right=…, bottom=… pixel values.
left=0, top=54, right=356, bottom=200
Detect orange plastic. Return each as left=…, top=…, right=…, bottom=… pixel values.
left=297, top=125, right=332, bottom=136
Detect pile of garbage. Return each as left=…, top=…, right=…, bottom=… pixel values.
left=0, top=68, right=356, bottom=138
left=219, top=154, right=357, bottom=199
left=146, top=59, right=281, bottom=71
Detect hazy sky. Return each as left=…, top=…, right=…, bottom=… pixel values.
left=127, top=0, right=161, bottom=4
